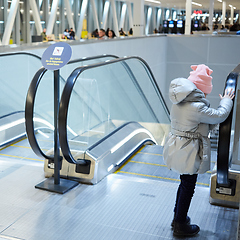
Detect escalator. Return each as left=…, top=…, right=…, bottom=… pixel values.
left=26, top=56, right=171, bottom=184
left=210, top=64, right=240, bottom=208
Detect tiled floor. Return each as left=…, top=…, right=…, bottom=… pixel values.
left=0, top=139, right=238, bottom=240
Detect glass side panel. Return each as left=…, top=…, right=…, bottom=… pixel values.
left=0, top=54, right=42, bottom=117
left=32, top=56, right=117, bottom=155
left=60, top=56, right=116, bottom=85
left=66, top=58, right=170, bottom=154
left=0, top=54, right=115, bottom=119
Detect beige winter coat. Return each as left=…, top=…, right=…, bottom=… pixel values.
left=163, top=78, right=233, bottom=174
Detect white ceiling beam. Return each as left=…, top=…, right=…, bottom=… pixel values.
left=64, top=0, right=75, bottom=31
left=29, top=0, right=43, bottom=35
left=76, top=0, right=89, bottom=39
left=1, top=0, right=19, bottom=45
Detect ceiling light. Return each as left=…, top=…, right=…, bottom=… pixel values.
left=145, top=0, right=161, bottom=4
left=218, top=0, right=222, bottom=2
left=192, top=2, right=202, bottom=7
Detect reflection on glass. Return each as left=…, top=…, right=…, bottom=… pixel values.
left=66, top=58, right=170, bottom=156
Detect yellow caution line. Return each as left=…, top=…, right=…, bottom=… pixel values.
left=115, top=147, right=145, bottom=173
left=130, top=160, right=166, bottom=167
left=0, top=153, right=44, bottom=162
left=10, top=144, right=49, bottom=152
left=10, top=145, right=32, bottom=149
left=117, top=171, right=209, bottom=186
left=139, top=152, right=163, bottom=156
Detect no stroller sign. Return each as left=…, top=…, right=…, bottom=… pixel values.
left=41, top=42, right=72, bottom=70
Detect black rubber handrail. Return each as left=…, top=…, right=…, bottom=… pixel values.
left=217, top=64, right=240, bottom=187
left=58, top=56, right=170, bottom=164
left=25, top=54, right=119, bottom=160
left=25, top=67, right=50, bottom=159
left=0, top=52, right=42, bottom=60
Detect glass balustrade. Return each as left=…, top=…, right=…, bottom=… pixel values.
left=59, top=57, right=170, bottom=162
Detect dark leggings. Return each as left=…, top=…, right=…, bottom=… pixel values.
left=174, top=174, right=198, bottom=223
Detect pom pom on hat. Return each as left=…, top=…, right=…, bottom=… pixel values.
left=187, top=64, right=213, bottom=94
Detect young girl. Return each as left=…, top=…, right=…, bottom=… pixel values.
left=163, top=64, right=234, bottom=237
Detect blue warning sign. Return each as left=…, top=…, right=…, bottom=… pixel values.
left=41, top=42, right=72, bottom=70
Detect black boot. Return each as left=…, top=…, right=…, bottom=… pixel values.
left=171, top=215, right=190, bottom=228
left=173, top=222, right=200, bottom=237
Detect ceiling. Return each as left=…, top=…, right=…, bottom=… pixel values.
left=146, top=0, right=240, bottom=11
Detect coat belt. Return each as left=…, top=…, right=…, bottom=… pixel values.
left=171, top=129, right=206, bottom=139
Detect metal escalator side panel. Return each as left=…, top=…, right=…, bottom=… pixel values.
left=84, top=122, right=157, bottom=184
left=217, top=70, right=240, bottom=186
left=25, top=67, right=54, bottom=160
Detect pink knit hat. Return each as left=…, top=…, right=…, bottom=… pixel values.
left=188, top=64, right=213, bottom=94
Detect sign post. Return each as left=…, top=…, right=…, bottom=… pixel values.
left=35, top=42, right=79, bottom=194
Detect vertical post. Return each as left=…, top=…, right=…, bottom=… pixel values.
left=185, top=0, right=192, bottom=35
left=29, top=0, right=43, bottom=35
left=209, top=0, right=214, bottom=31
left=14, top=4, right=20, bottom=45
left=145, top=7, right=152, bottom=35
left=64, top=0, right=75, bottom=31
left=90, top=0, right=100, bottom=31
left=102, top=0, right=110, bottom=30
left=54, top=69, right=60, bottom=185
left=2, top=0, right=20, bottom=45
left=46, top=0, right=60, bottom=35
left=222, top=1, right=226, bottom=27
left=230, top=6, right=234, bottom=25
left=76, top=0, right=89, bottom=39
left=119, top=3, right=127, bottom=30
left=110, top=0, right=119, bottom=37
left=132, top=0, right=144, bottom=36
left=43, top=0, right=49, bottom=28
left=127, top=2, right=133, bottom=30
left=23, top=0, right=31, bottom=43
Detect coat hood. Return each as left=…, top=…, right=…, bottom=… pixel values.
left=169, top=78, right=206, bottom=104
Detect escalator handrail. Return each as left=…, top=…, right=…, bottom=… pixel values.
left=217, top=64, right=240, bottom=186
left=0, top=52, right=42, bottom=60
left=25, top=67, right=51, bottom=160
left=25, top=54, right=119, bottom=160
left=58, top=56, right=170, bottom=164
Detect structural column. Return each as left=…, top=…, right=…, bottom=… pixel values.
left=110, top=0, right=119, bottom=37
left=222, top=1, right=226, bottom=27
left=126, top=2, right=133, bottom=30
left=76, top=0, right=88, bottom=39
left=43, top=0, right=49, bottom=28
left=46, top=0, right=60, bottom=35
left=102, top=0, right=110, bottom=30
left=14, top=4, right=20, bottom=44
left=132, top=0, right=144, bottom=36
left=1, top=0, right=20, bottom=45
left=90, top=0, right=100, bottom=31
left=119, top=3, right=127, bottom=30
left=208, top=0, right=214, bottom=31
left=185, top=0, right=192, bottom=34
left=230, top=5, right=234, bottom=25
left=64, top=0, right=75, bottom=31
left=23, top=0, right=31, bottom=43
left=145, top=7, right=152, bottom=35
left=29, top=0, right=43, bottom=35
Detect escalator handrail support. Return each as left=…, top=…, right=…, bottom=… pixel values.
left=217, top=64, right=240, bottom=186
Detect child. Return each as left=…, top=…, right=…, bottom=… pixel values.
left=163, top=64, right=234, bottom=237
